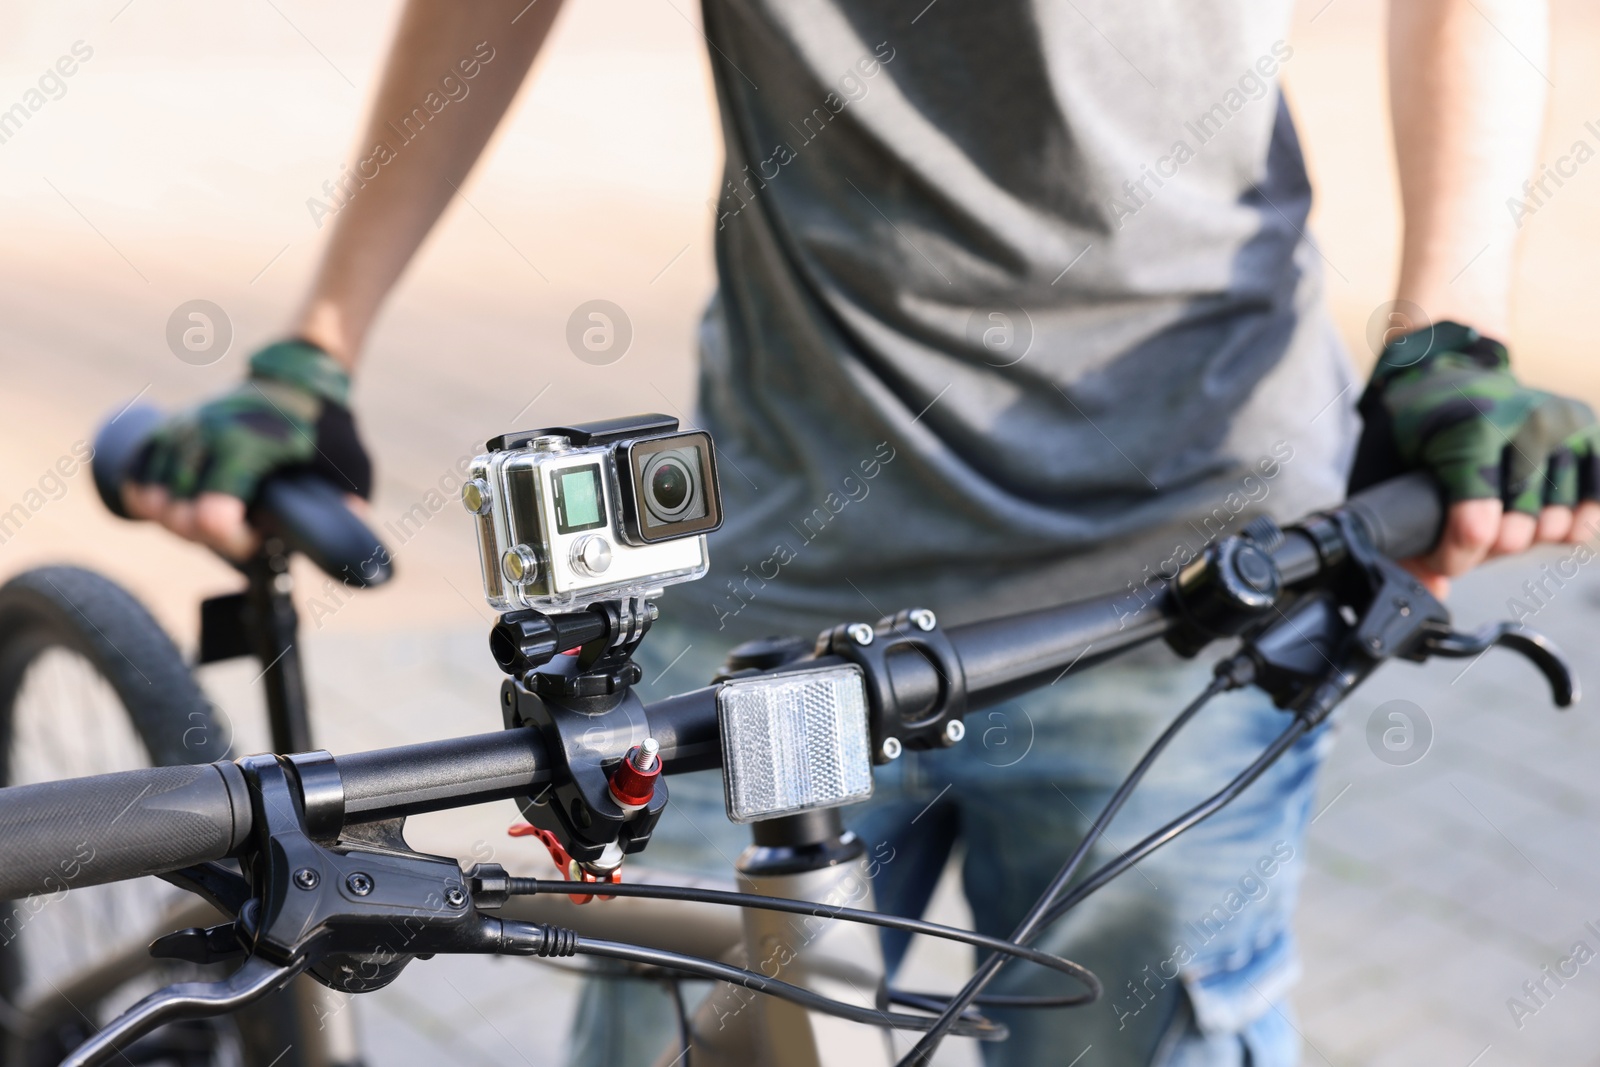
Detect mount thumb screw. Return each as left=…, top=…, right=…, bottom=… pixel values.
left=610, top=737, right=663, bottom=809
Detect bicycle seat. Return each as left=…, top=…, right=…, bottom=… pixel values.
left=91, top=402, right=394, bottom=589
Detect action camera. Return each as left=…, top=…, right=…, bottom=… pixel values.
left=463, top=414, right=722, bottom=611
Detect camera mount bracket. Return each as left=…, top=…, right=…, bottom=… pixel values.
left=495, top=593, right=668, bottom=874
left=488, top=596, right=658, bottom=699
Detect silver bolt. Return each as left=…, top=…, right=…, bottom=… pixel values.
left=944, top=719, right=966, bottom=743
left=910, top=609, right=937, bottom=632
left=292, top=867, right=319, bottom=891
left=632, top=737, right=660, bottom=772
left=273, top=572, right=293, bottom=595
left=444, top=885, right=467, bottom=908
left=847, top=623, right=875, bottom=646
left=880, top=737, right=902, bottom=761
left=346, top=872, right=374, bottom=897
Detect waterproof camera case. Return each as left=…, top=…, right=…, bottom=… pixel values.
left=463, top=414, right=722, bottom=611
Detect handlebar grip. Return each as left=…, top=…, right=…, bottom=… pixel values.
left=91, top=402, right=393, bottom=588
left=256, top=473, right=393, bottom=588
left=1342, top=470, right=1446, bottom=561
left=0, top=764, right=250, bottom=900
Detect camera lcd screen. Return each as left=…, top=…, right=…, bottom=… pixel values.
left=552, top=464, right=606, bottom=534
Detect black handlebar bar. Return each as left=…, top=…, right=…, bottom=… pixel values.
left=1340, top=469, right=1445, bottom=562
left=952, top=469, right=1445, bottom=704
left=0, top=764, right=250, bottom=900
left=91, top=402, right=394, bottom=588
left=0, top=472, right=1446, bottom=901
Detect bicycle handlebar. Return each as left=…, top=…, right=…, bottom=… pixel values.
left=91, top=403, right=393, bottom=588
left=1339, top=469, right=1445, bottom=563
left=0, top=764, right=250, bottom=901
left=0, top=472, right=1446, bottom=901
left=952, top=469, right=1444, bottom=703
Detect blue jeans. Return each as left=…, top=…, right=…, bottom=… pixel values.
left=568, top=619, right=1330, bottom=1067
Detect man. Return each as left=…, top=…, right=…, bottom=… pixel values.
left=123, top=1, right=1598, bottom=1063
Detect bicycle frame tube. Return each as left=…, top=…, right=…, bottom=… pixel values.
left=245, top=550, right=314, bottom=755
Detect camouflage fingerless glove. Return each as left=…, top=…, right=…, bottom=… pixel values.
left=1349, top=321, right=1598, bottom=513
left=137, top=340, right=373, bottom=503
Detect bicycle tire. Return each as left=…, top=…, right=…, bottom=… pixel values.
left=0, top=566, right=306, bottom=1067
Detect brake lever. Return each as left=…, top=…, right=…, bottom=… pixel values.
left=57, top=955, right=306, bottom=1067
left=1230, top=511, right=1582, bottom=723
left=1419, top=621, right=1579, bottom=707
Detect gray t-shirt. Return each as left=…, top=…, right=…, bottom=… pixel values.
left=676, top=0, right=1358, bottom=640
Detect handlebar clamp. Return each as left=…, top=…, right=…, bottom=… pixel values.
left=821, top=608, right=968, bottom=765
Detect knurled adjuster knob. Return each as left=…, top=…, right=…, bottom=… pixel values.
left=608, top=739, right=662, bottom=810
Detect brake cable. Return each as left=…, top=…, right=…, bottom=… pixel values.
left=1037, top=713, right=1311, bottom=928
left=898, top=671, right=1238, bottom=1062
left=497, top=876, right=1100, bottom=1004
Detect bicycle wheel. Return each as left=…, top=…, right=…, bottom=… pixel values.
left=0, top=566, right=284, bottom=1067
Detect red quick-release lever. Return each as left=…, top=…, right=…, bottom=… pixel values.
left=608, top=738, right=661, bottom=810
left=507, top=823, right=620, bottom=904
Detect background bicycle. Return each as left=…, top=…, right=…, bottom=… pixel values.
left=4, top=1, right=1600, bottom=1064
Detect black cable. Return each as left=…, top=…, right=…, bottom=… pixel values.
left=666, top=977, right=691, bottom=1067
left=888, top=988, right=1091, bottom=1013
left=1035, top=716, right=1311, bottom=928
left=897, top=674, right=1230, bottom=1065
left=507, top=877, right=1099, bottom=1001
left=569, top=935, right=1007, bottom=1039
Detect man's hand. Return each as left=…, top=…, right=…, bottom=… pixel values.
left=124, top=340, right=373, bottom=559
left=1350, top=322, right=1600, bottom=597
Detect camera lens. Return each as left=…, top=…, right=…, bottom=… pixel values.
left=650, top=461, right=690, bottom=512
left=641, top=448, right=705, bottom=527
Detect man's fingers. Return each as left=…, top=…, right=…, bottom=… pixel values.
left=122, top=483, right=169, bottom=521
left=1534, top=505, right=1574, bottom=545
left=159, top=500, right=199, bottom=541
left=194, top=493, right=259, bottom=560
left=1399, top=559, right=1450, bottom=601
left=1424, top=499, right=1501, bottom=576
left=1569, top=501, right=1600, bottom=543
left=1490, top=511, right=1537, bottom=557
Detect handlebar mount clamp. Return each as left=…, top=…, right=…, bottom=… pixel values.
left=497, top=594, right=668, bottom=876
left=821, top=608, right=968, bottom=765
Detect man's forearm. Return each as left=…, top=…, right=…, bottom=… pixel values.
left=1388, top=0, right=1549, bottom=339
left=295, top=0, right=564, bottom=369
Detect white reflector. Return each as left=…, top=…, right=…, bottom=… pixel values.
left=718, top=664, right=874, bottom=823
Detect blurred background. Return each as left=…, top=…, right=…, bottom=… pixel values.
left=3, top=1, right=1600, bottom=1064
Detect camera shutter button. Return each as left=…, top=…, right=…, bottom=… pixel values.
left=572, top=535, right=613, bottom=577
